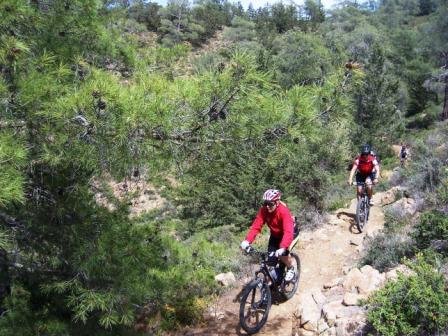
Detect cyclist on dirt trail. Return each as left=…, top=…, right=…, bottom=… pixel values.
left=240, top=189, right=296, bottom=282
left=400, top=143, right=409, bottom=166
left=347, top=144, right=380, bottom=206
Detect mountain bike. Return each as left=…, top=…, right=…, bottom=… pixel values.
left=239, top=246, right=300, bottom=334
left=353, top=181, right=370, bottom=232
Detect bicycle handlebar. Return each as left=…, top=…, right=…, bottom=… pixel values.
left=244, top=246, right=275, bottom=259
left=352, top=180, right=379, bottom=186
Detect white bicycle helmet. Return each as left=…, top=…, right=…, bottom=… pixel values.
left=262, top=189, right=281, bottom=202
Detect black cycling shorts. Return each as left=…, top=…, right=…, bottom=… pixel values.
left=268, top=235, right=290, bottom=255
left=355, top=171, right=376, bottom=183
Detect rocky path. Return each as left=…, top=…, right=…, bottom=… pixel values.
left=171, top=191, right=387, bottom=336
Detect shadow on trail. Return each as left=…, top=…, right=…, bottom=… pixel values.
left=181, top=309, right=289, bottom=336
left=336, top=210, right=360, bottom=234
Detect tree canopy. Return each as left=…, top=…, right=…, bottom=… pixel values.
left=0, top=0, right=447, bottom=334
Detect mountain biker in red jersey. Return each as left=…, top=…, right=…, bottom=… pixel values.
left=347, top=144, right=380, bottom=206
left=399, top=143, right=409, bottom=166
left=240, top=189, right=296, bottom=282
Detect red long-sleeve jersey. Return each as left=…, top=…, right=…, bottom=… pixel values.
left=245, top=203, right=294, bottom=249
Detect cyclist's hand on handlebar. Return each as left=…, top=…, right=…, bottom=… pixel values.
left=373, top=178, right=379, bottom=185
left=347, top=179, right=352, bottom=186
left=275, top=248, right=286, bottom=257
left=240, top=240, right=251, bottom=252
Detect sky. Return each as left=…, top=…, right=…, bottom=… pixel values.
left=236, top=0, right=339, bottom=10
left=154, top=0, right=341, bottom=10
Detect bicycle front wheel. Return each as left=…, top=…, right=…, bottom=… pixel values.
left=365, top=200, right=370, bottom=222
left=355, top=198, right=367, bottom=232
left=239, top=280, right=272, bottom=334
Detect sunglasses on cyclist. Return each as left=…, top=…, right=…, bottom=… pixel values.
left=264, top=201, right=276, bottom=208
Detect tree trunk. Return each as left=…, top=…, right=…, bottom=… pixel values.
left=442, top=73, right=448, bottom=120
left=0, top=248, right=11, bottom=314
left=441, top=52, right=448, bottom=120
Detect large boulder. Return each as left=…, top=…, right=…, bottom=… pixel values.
left=214, top=272, right=236, bottom=286
left=384, top=197, right=418, bottom=218
left=381, top=186, right=405, bottom=206
left=342, top=268, right=364, bottom=293
left=358, top=265, right=386, bottom=294
left=341, top=266, right=385, bottom=295
left=342, top=293, right=366, bottom=306
left=298, top=293, right=322, bottom=332
left=334, top=316, right=367, bottom=336
left=385, top=264, right=414, bottom=281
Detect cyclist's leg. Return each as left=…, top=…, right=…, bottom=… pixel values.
left=268, top=236, right=289, bottom=282
left=279, top=249, right=296, bottom=282
left=267, top=235, right=280, bottom=254
left=269, top=235, right=293, bottom=268
left=366, top=174, right=374, bottom=202
left=355, top=172, right=364, bottom=199
left=268, top=235, right=291, bottom=266
left=279, top=254, right=293, bottom=268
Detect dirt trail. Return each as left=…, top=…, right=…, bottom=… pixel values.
left=172, top=189, right=386, bottom=336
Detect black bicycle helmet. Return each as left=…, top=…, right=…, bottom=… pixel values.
left=360, top=144, right=371, bottom=155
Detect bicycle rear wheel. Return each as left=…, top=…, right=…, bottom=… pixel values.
left=280, top=253, right=301, bottom=300
left=239, top=280, right=272, bottom=334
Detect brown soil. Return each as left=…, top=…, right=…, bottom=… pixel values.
left=168, top=190, right=386, bottom=336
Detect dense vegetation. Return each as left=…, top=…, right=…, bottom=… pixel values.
left=362, top=121, right=448, bottom=335
left=0, top=0, right=447, bottom=334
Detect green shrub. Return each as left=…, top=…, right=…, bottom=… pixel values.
left=295, top=206, right=325, bottom=231
left=324, top=182, right=353, bottom=212
left=406, top=112, right=436, bottom=131
left=192, top=52, right=225, bottom=75
left=366, top=255, right=448, bottom=336
left=432, top=177, right=448, bottom=208
left=361, top=232, right=415, bottom=272
left=363, top=212, right=419, bottom=275
left=413, top=210, right=448, bottom=251
left=407, top=139, right=447, bottom=193
left=0, top=286, right=70, bottom=336
left=382, top=209, right=409, bottom=233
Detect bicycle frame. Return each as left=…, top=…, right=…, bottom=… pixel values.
left=250, top=250, right=279, bottom=286
left=354, top=181, right=369, bottom=199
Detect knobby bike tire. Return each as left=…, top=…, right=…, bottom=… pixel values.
left=239, top=280, right=272, bottom=334
left=280, top=253, right=301, bottom=300
left=364, top=197, right=370, bottom=223
left=355, top=198, right=366, bottom=232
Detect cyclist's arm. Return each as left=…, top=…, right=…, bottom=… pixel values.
left=348, top=162, right=357, bottom=183
left=373, top=160, right=380, bottom=181
left=279, top=208, right=294, bottom=249
left=245, top=208, right=265, bottom=243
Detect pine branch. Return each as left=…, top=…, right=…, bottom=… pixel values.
left=0, top=212, right=24, bottom=229
left=0, top=120, right=26, bottom=129
left=313, top=70, right=352, bottom=122
left=148, top=88, right=240, bottom=143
